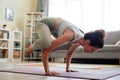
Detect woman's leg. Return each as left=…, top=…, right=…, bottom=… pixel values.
left=26, top=23, right=53, bottom=54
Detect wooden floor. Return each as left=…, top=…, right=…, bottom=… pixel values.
left=0, top=61, right=120, bottom=80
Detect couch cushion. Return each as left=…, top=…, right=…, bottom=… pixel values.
left=98, top=45, right=120, bottom=52
left=104, top=30, right=120, bottom=44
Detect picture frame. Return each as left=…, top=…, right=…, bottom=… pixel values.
left=5, top=8, right=14, bottom=21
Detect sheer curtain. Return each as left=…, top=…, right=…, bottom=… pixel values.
left=48, top=0, right=120, bottom=32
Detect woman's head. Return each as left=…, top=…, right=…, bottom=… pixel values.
left=83, top=29, right=105, bottom=53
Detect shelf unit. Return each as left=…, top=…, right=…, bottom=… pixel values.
left=23, top=12, right=44, bottom=60
left=0, top=28, right=10, bottom=62
left=11, top=30, right=22, bottom=62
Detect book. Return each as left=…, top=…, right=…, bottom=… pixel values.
left=2, top=50, right=8, bottom=58
left=3, top=32, right=8, bottom=39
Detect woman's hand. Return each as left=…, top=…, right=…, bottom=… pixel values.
left=66, top=69, right=79, bottom=72
left=45, top=71, right=60, bottom=76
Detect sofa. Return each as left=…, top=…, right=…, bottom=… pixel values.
left=50, top=30, right=120, bottom=64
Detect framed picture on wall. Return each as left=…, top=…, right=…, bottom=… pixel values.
left=5, top=8, right=14, bottom=21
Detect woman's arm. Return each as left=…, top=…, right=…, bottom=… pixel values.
left=66, top=43, right=80, bottom=72
left=42, top=29, right=74, bottom=76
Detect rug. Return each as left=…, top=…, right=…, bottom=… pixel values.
left=0, top=66, right=120, bottom=80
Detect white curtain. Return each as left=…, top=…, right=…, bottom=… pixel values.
left=48, top=0, right=120, bottom=32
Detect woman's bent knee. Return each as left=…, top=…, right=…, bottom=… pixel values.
left=34, top=22, right=53, bottom=49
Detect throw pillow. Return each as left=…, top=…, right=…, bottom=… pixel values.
left=115, top=40, right=120, bottom=45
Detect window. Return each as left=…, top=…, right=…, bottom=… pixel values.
left=49, top=0, right=120, bottom=32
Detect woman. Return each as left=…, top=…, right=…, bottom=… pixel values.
left=26, top=17, right=105, bottom=76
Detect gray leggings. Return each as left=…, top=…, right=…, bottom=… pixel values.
left=32, top=23, right=53, bottom=50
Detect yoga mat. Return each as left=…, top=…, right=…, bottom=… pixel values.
left=17, top=63, right=118, bottom=70
left=0, top=66, right=120, bottom=80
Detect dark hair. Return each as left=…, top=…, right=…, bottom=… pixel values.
left=83, top=29, right=105, bottom=48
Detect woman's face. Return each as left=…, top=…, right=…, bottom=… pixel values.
left=83, top=40, right=99, bottom=53
left=84, top=46, right=99, bottom=53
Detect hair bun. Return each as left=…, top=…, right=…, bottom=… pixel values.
left=94, top=29, right=105, bottom=39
